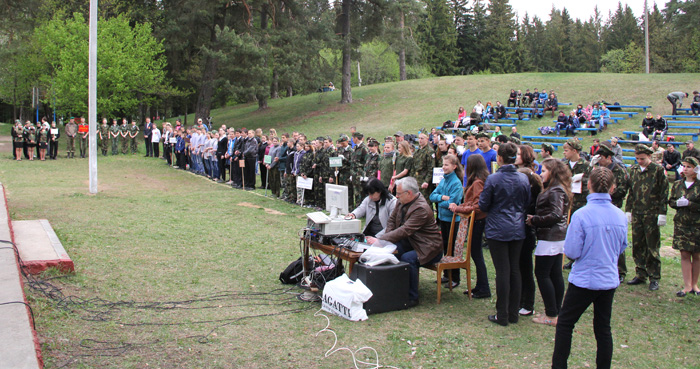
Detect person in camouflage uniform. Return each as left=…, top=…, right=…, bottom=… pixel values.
left=313, top=137, right=331, bottom=208
left=625, top=144, right=668, bottom=291
left=128, top=119, right=139, bottom=154
left=379, top=140, right=395, bottom=188
left=334, top=134, right=354, bottom=201
left=562, top=138, right=591, bottom=269
left=108, top=119, right=120, bottom=155
left=595, top=144, right=630, bottom=282
left=299, top=142, right=316, bottom=206
left=120, top=119, right=130, bottom=154
left=78, top=117, right=88, bottom=158
left=11, top=120, right=24, bottom=161
left=412, top=133, right=436, bottom=207
left=350, top=132, right=369, bottom=209
left=99, top=118, right=110, bottom=156
left=364, top=139, right=381, bottom=182
left=64, top=117, right=78, bottom=158
left=668, top=156, right=700, bottom=297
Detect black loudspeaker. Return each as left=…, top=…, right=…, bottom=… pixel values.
left=349, top=262, right=410, bottom=315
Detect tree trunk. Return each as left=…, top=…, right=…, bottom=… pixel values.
left=257, top=93, right=268, bottom=109
left=399, top=10, right=407, bottom=81
left=286, top=86, right=293, bottom=97
left=271, top=69, right=279, bottom=99
left=340, top=0, right=352, bottom=104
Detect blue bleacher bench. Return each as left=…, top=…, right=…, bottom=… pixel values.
left=522, top=136, right=579, bottom=142
left=616, top=139, right=684, bottom=147
left=610, top=111, right=638, bottom=117
left=613, top=105, right=652, bottom=111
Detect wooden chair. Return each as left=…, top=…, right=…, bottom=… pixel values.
left=427, top=211, right=475, bottom=304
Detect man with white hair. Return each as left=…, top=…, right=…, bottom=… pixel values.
left=366, top=177, right=443, bottom=307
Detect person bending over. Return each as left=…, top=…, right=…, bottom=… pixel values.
left=551, top=167, right=627, bottom=369
left=366, top=177, right=443, bottom=308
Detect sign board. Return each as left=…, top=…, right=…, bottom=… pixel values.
left=239, top=160, right=245, bottom=167
left=432, top=168, right=444, bottom=184
left=50, top=128, right=59, bottom=135
left=169, top=137, right=177, bottom=144
left=329, top=156, right=342, bottom=168
left=264, top=155, right=273, bottom=164
left=297, top=176, right=313, bottom=190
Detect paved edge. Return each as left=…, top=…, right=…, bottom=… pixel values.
left=19, top=219, right=75, bottom=275
left=0, top=183, right=43, bottom=368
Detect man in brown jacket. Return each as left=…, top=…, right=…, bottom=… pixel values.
left=368, top=176, right=442, bottom=306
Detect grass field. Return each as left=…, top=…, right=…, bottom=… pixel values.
left=1, top=73, right=699, bottom=369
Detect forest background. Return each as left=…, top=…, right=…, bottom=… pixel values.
left=0, top=0, right=697, bottom=124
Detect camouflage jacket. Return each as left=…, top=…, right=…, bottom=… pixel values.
left=668, top=179, right=700, bottom=228
left=364, top=152, right=380, bottom=181
left=334, top=145, right=353, bottom=184
left=350, top=142, right=369, bottom=177
left=625, top=162, right=668, bottom=215
left=412, top=144, right=435, bottom=186
left=607, top=161, right=629, bottom=208
left=129, top=124, right=140, bottom=136
left=300, top=150, right=315, bottom=178
left=379, top=152, right=395, bottom=187
left=566, top=158, right=591, bottom=212
left=109, top=124, right=120, bottom=138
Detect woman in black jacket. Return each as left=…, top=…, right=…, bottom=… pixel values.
left=526, top=158, right=572, bottom=326
left=641, top=112, right=656, bottom=139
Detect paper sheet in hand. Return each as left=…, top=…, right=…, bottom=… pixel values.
left=297, top=176, right=313, bottom=190
left=572, top=181, right=582, bottom=194
left=432, top=168, right=444, bottom=184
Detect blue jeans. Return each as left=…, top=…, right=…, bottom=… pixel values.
left=211, top=158, right=219, bottom=179
left=396, top=239, right=443, bottom=301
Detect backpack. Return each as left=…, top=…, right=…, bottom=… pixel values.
left=539, top=126, right=554, bottom=135
left=279, top=257, right=306, bottom=284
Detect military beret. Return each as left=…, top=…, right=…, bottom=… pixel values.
left=597, top=144, right=614, bottom=157
left=475, top=132, right=490, bottom=140
left=565, top=138, right=582, bottom=151
left=682, top=156, right=699, bottom=167
left=338, top=134, right=349, bottom=142
left=541, top=143, right=555, bottom=153
left=635, top=144, right=654, bottom=155
left=352, top=132, right=363, bottom=139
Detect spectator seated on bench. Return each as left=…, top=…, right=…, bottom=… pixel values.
left=542, top=94, right=558, bottom=118
left=566, top=111, right=583, bottom=136
left=495, top=101, right=508, bottom=121
left=554, top=111, right=568, bottom=136
left=691, top=90, right=700, bottom=116
left=483, top=102, right=495, bottom=122
left=507, top=90, right=518, bottom=107
left=469, top=109, right=482, bottom=126
left=652, top=115, right=668, bottom=141
left=641, top=112, right=656, bottom=138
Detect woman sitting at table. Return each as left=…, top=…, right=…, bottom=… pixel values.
left=346, top=178, right=398, bottom=237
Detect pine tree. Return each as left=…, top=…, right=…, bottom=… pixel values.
left=417, top=0, right=457, bottom=76
left=483, top=0, right=517, bottom=74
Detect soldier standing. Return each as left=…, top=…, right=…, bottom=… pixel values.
left=562, top=138, right=591, bottom=269
left=412, top=133, right=436, bottom=207
left=299, top=141, right=316, bottom=207
left=379, top=140, right=395, bottom=188
left=364, top=139, right=381, bottom=182
left=78, top=117, right=88, bottom=158
left=109, top=119, right=120, bottom=155
left=594, top=144, right=630, bottom=283
left=120, top=119, right=130, bottom=154
left=129, top=119, right=139, bottom=154
left=334, top=135, right=353, bottom=191
left=313, top=137, right=331, bottom=209
left=11, top=120, right=24, bottom=161
left=48, top=121, right=60, bottom=160
left=64, top=117, right=78, bottom=158
left=350, top=132, right=369, bottom=209
left=99, top=118, right=109, bottom=156
left=668, top=156, right=700, bottom=297
left=625, top=144, right=668, bottom=291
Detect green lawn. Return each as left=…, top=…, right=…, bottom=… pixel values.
left=2, top=73, right=699, bottom=368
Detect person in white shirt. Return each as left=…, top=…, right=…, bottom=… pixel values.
left=151, top=125, right=161, bottom=158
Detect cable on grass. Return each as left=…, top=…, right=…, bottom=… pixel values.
left=313, top=309, right=400, bottom=369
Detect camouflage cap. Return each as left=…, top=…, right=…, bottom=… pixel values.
left=325, top=135, right=333, bottom=141
left=338, top=134, right=349, bottom=142
left=352, top=132, right=364, bottom=139
left=635, top=144, right=654, bottom=155
left=475, top=132, right=490, bottom=140
left=687, top=140, right=694, bottom=145
left=682, top=156, right=700, bottom=167
left=394, top=131, right=404, bottom=137
left=565, top=138, right=582, bottom=151
left=597, top=144, right=614, bottom=157
left=541, top=143, right=555, bottom=153
left=367, top=138, right=379, bottom=147
left=510, top=137, right=521, bottom=145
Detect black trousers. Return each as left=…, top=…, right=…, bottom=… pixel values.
left=164, top=145, right=172, bottom=165
left=519, top=229, right=537, bottom=312
left=535, top=254, right=565, bottom=317
left=231, top=158, right=242, bottom=186
left=259, top=162, right=268, bottom=189
left=49, top=141, right=58, bottom=159
left=152, top=142, right=159, bottom=158
left=218, top=157, right=228, bottom=181
left=488, top=238, right=523, bottom=324
left=552, top=284, right=615, bottom=369
left=440, top=219, right=460, bottom=282
left=144, top=139, right=152, bottom=157
left=470, top=219, right=490, bottom=294
left=668, top=96, right=678, bottom=116
left=243, top=156, right=256, bottom=189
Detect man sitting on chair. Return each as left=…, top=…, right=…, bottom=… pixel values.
left=366, top=177, right=443, bottom=307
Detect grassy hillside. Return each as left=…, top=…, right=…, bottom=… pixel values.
left=173, top=73, right=698, bottom=155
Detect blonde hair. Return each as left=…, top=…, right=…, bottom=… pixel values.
left=398, top=141, right=413, bottom=157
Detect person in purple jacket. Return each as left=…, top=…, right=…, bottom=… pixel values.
left=551, top=167, right=628, bottom=369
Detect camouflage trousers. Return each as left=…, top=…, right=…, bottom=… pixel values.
left=101, top=138, right=109, bottom=154
left=111, top=138, right=119, bottom=155
left=121, top=137, right=128, bottom=154
left=269, top=170, right=281, bottom=197
left=618, top=249, right=627, bottom=279
left=285, top=174, right=296, bottom=202
left=79, top=137, right=87, bottom=157
left=351, top=176, right=364, bottom=210
left=66, top=136, right=75, bottom=155
left=314, top=176, right=326, bottom=208
left=631, top=213, right=661, bottom=281
left=130, top=138, right=138, bottom=154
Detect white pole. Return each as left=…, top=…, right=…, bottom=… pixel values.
left=357, top=61, right=361, bottom=87
left=645, top=0, right=650, bottom=74
left=88, top=0, right=98, bottom=194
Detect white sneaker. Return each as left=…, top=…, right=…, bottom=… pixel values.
left=519, top=308, right=534, bottom=316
